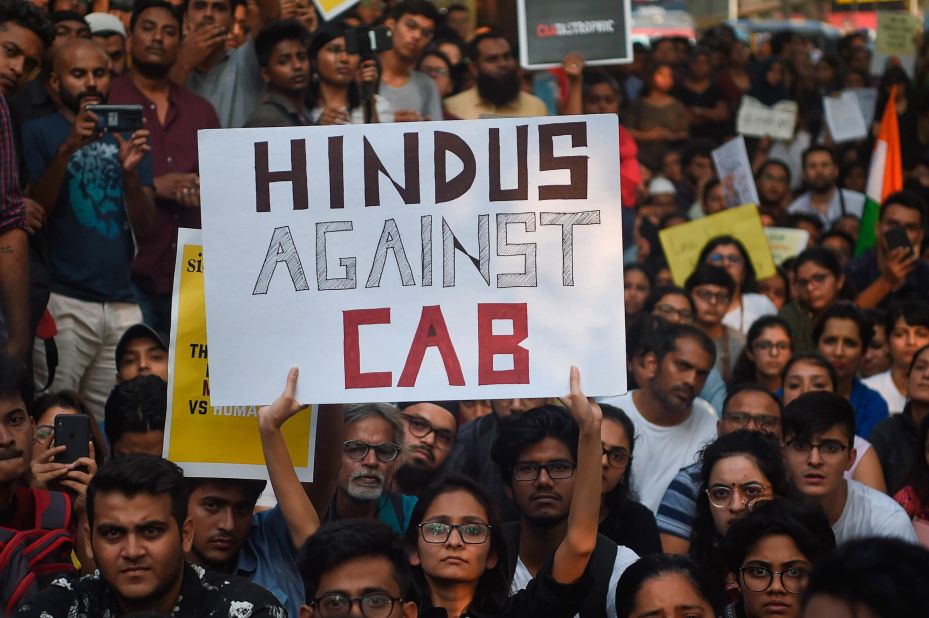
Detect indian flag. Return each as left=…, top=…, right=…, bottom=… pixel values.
left=855, top=85, right=903, bottom=255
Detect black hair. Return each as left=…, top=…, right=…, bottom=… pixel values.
left=801, top=144, right=837, bottom=168
left=879, top=189, right=927, bottom=225
left=130, top=0, right=180, bottom=32
left=306, top=21, right=361, bottom=111
left=624, top=263, right=654, bottom=301
left=696, top=235, right=758, bottom=292
left=405, top=475, right=511, bottom=614
left=782, top=391, right=855, bottom=447
left=652, top=322, right=717, bottom=365
left=299, top=519, right=411, bottom=602
left=812, top=301, right=875, bottom=350
left=390, top=0, right=439, bottom=25
left=104, top=375, right=167, bottom=449
left=690, top=431, right=792, bottom=592
left=491, top=405, right=578, bottom=486
left=615, top=554, right=721, bottom=618
left=723, top=498, right=835, bottom=574
left=730, top=315, right=793, bottom=387
left=466, top=27, right=509, bottom=63
left=87, top=454, right=188, bottom=529
left=756, top=158, right=791, bottom=185
left=801, top=538, right=929, bottom=618
left=781, top=351, right=837, bottom=391
left=681, top=138, right=715, bottom=168
left=30, top=389, right=108, bottom=463
left=186, top=477, right=268, bottom=505
left=181, top=0, right=243, bottom=13
left=885, top=299, right=929, bottom=336
left=786, top=213, right=824, bottom=234
left=820, top=228, right=855, bottom=255
left=0, top=0, right=53, bottom=47
left=645, top=284, right=694, bottom=314
left=0, top=353, right=27, bottom=405
left=255, top=19, right=309, bottom=68
left=723, top=382, right=784, bottom=417
left=581, top=68, right=621, bottom=100
left=50, top=11, right=85, bottom=25
left=685, top=263, right=736, bottom=297
left=794, top=246, right=843, bottom=279
left=600, top=404, right=638, bottom=509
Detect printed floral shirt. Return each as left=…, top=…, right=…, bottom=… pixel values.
left=15, top=562, right=286, bottom=618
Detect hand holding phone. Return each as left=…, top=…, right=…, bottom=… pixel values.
left=53, top=414, right=90, bottom=466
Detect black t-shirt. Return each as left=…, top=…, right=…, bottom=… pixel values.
left=0, top=485, right=38, bottom=530
left=598, top=499, right=662, bottom=557
left=673, top=82, right=731, bottom=141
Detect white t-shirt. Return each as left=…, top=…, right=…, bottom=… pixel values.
left=511, top=545, right=640, bottom=618
left=597, top=391, right=719, bottom=513
left=723, top=293, right=777, bottom=335
left=862, top=370, right=906, bottom=414
left=832, top=479, right=919, bottom=544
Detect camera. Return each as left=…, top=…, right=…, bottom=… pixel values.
left=85, top=104, right=144, bottom=132
left=344, top=25, right=393, bottom=60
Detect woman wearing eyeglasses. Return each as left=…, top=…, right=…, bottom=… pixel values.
left=407, top=367, right=602, bottom=618
left=778, top=248, right=847, bottom=353
left=597, top=404, right=661, bottom=556
left=722, top=498, right=836, bottom=618
left=697, top=236, right=777, bottom=337
left=731, top=316, right=793, bottom=393
left=689, top=431, right=792, bottom=605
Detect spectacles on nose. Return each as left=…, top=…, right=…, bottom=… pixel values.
left=705, top=482, right=770, bottom=508
left=785, top=439, right=848, bottom=458
left=708, top=253, right=744, bottom=266
left=343, top=440, right=400, bottom=462
left=752, top=340, right=790, bottom=353
left=795, top=273, right=830, bottom=289
left=311, top=593, right=404, bottom=618
left=402, top=414, right=455, bottom=451
left=722, top=412, right=780, bottom=432
left=694, top=288, right=731, bottom=305
left=418, top=521, right=492, bottom=544
left=512, top=460, right=576, bottom=481
left=654, top=303, right=694, bottom=323
left=601, top=446, right=631, bottom=468
left=739, top=565, right=810, bottom=594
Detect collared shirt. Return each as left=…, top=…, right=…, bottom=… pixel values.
left=109, top=73, right=221, bottom=296
left=845, top=248, right=929, bottom=310
left=787, top=188, right=865, bottom=228
left=187, top=40, right=265, bottom=128
left=0, top=95, right=25, bottom=235
left=244, top=91, right=313, bottom=128
left=444, top=87, right=549, bottom=120
left=15, top=562, right=287, bottom=617
left=236, top=506, right=304, bottom=618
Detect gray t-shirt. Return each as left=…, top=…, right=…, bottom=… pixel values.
left=187, top=39, right=265, bottom=128
left=378, top=70, right=442, bottom=121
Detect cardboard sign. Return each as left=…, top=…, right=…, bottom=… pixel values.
left=163, top=228, right=318, bottom=481
left=711, top=136, right=760, bottom=209
left=764, top=227, right=810, bottom=265
left=659, top=204, right=776, bottom=286
left=736, top=97, right=798, bottom=141
left=516, top=0, right=632, bottom=69
left=871, top=12, right=920, bottom=77
left=823, top=91, right=868, bottom=143
left=198, top=116, right=627, bottom=405
left=312, top=0, right=360, bottom=20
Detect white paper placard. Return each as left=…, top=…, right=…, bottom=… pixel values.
left=848, top=87, right=878, bottom=126
left=711, top=136, right=760, bottom=209
left=736, top=96, right=798, bottom=141
left=823, top=91, right=868, bottom=143
left=198, top=116, right=627, bottom=405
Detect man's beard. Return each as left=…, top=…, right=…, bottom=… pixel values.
left=59, top=86, right=106, bottom=114
left=345, top=469, right=385, bottom=500
left=522, top=511, right=568, bottom=528
left=477, top=70, right=521, bottom=107
left=809, top=178, right=834, bottom=194
left=133, top=56, right=171, bottom=80
left=393, top=462, right=442, bottom=496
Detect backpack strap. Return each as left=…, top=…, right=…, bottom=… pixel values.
left=579, top=534, right=619, bottom=618
left=33, top=490, right=72, bottom=531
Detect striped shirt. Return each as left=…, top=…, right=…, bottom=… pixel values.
left=0, top=95, right=26, bottom=234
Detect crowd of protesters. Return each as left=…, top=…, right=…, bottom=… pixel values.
left=2, top=0, right=929, bottom=616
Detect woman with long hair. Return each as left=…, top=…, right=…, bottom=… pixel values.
left=405, top=369, right=602, bottom=618
left=597, top=404, right=661, bottom=556
left=730, top=316, right=793, bottom=392
left=894, top=414, right=929, bottom=525
left=697, top=236, right=778, bottom=336
left=624, top=264, right=654, bottom=333
left=689, top=431, right=791, bottom=603
left=757, top=266, right=791, bottom=312
left=781, top=353, right=886, bottom=492
left=615, top=554, right=720, bottom=618
left=778, top=248, right=846, bottom=353
left=625, top=62, right=689, bottom=170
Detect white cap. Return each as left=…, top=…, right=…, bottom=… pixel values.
left=85, top=12, right=126, bottom=38
left=648, top=176, right=676, bottom=196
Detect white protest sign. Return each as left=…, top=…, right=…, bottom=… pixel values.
left=199, top=116, right=627, bottom=405
left=736, top=96, right=798, bottom=141
left=848, top=87, right=878, bottom=126
left=764, top=227, right=810, bottom=266
left=871, top=12, right=920, bottom=77
left=711, top=136, right=759, bottom=209
left=823, top=91, right=868, bottom=143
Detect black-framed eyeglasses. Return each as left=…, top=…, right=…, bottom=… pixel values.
left=785, top=439, right=848, bottom=458
left=311, top=592, right=404, bottom=618
left=739, top=565, right=810, bottom=594
left=752, top=340, right=790, bottom=353
left=402, top=414, right=455, bottom=450
left=418, top=521, right=492, bottom=544
left=693, top=288, right=731, bottom=305
left=513, top=460, right=576, bottom=481
left=722, top=412, right=781, bottom=432
left=343, top=440, right=401, bottom=462
left=601, top=445, right=630, bottom=468
left=654, top=303, right=694, bottom=323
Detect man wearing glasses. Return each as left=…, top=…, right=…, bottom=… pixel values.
left=393, top=401, right=458, bottom=497
left=782, top=391, right=916, bottom=544
left=657, top=383, right=783, bottom=554
left=328, top=403, right=418, bottom=535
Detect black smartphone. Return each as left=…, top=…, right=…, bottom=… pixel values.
left=85, top=104, right=144, bottom=132
left=883, top=225, right=912, bottom=254
left=53, top=414, right=90, bottom=466
left=344, top=25, right=393, bottom=59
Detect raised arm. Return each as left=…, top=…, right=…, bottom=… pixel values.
left=551, top=366, right=602, bottom=583
left=257, top=367, right=320, bottom=548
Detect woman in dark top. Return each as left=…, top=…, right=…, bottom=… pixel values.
left=597, top=404, right=661, bottom=556
left=675, top=46, right=731, bottom=142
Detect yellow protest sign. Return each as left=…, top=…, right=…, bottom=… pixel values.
left=875, top=12, right=920, bottom=56
left=163, top=229, right=317, bottom=481
left=659, top=204, right=776, bottom=286
left=312, top=0, right=361, bottom=20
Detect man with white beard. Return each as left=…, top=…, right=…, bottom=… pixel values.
left=326, top=404, right=418, bottom=534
